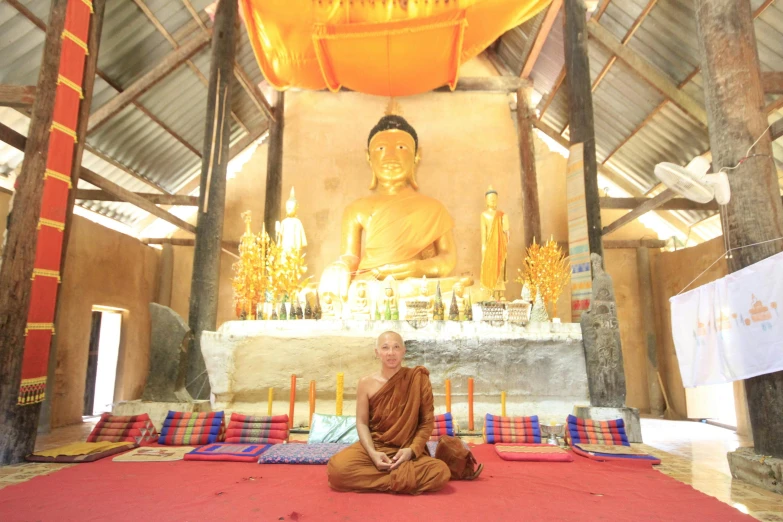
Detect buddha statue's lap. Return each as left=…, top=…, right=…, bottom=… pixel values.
left=319, top=108, right=472, bottom=299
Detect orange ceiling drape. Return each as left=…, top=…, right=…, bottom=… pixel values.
left=239, top=0, right=551, bottom=96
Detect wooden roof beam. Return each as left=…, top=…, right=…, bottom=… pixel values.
left=75, top=190, right=198, bottom=206
left=520, top=0, right=563, bottom=78
left=600, top=196, right=718, bottom=210
left=587, top=20, right=708, bottom=126
left=604, top=238, right=667, bottom=249
left=0, top=122, right=196, bottom=234
left=602, top=189, right=675, bottom=235
left=87, top=32, right=211, bottom=132
left=132, top=0, right=252, bottom=135
left=762, top=72, right=783, bottom=95
left=0, top=85, right=36, bottom=108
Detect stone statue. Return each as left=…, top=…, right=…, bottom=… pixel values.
left=580, top=254, right=626, bottom=408
left=276, top=187, right=307, bottom=255
left=318, top=106, right=460, bottom=299
left=480, top=185, right=510, bottom=300
left=452, top=282, right=467, bottom=318
left=351, top=283, right=372, bottom=319
left=321, top=293, right=335, bottom=319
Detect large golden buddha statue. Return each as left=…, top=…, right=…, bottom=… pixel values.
left=319, top=109, right=458, bottom=299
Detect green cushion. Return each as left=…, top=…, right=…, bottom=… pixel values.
left=308, top=414, right=359, bottom=444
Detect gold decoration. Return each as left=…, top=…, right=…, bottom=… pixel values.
left=515, top=237, right=570, bottom=318
left=232, top=211, right=271, bottom=319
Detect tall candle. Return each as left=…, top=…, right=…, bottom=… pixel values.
left=309, top=380, right=316, bottom=426
left=267, top=387, right=274, bottom=416
left=501, top=391, right=507, bottom=417
left=445, top=379, right=452, bottom=413
left=336, top=372, right=344, bottom=416
left=468, top=378, right=475, bottom=431
left=289, top=375, right=296, bottom=429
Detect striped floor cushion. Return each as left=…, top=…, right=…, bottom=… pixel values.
left=86, top=413, right=158, bottom=444
left=566, top=415, right=629, bottom=446
left=226, top=413, right=289, bottom=444
left=184, top=443, right=273, bottom=462
left=159, top=411, right=225, bottom=446
left=483, top=414, right=541, bottom=444
left=257, top=443, right=350, bottom=464
left=571, top=443, right=660, bottom=464
left=495, top=443, right=573, bottom=462
left=431, top=412, right=455, bottom=441
left=26, top=442, right=136, bottom=463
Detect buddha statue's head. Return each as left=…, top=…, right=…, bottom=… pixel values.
left=485, top=186, right=498, bottom=210
left=367, top=113, right=420, bottom=190
left=285, top=187, right=298, bottom=217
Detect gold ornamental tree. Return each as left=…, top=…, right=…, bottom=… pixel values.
left=516, top=237, right=570, bottom=318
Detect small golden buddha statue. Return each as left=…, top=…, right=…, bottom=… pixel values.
left=452, top=282, right=467, bottom=318
left=319, top=103, right=457, bottom=299
left=321, top=293, right=336, bottom=319
left=276, top=186, right=307, bottom=255
left=480, top=185, right=510, bottom=300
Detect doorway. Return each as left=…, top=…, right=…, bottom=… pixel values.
left=83, top=308, right=122, bottom=416
left=685, top=382, right=737, bottom=428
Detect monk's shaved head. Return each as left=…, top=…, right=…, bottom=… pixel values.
left=377, top=331, right=404, bottom=347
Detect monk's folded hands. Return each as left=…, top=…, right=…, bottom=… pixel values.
left=370, top=450, right=392, bottom=471
left=389, top=447, right=413, bottom=471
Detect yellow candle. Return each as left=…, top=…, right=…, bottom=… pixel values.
left=468, top=378, right=474, bottom=431
left=445, top=379, right=452, bottom=413
left=288, top=375, right=296, bottom=429
left=267, top=387, right=274, bottom=416
left=501, top=391, right=507, bottom=417
left=336, top=372, right=344, bottom=416
left=309, top=380, right=316, bottom=426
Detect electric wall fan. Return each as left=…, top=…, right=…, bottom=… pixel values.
left=654, top=156, right=731, bottom=205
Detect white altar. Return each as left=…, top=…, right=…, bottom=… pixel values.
left=201, top=320, right=590, bottom=429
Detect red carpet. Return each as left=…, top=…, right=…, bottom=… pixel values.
left=0, top=444, right=751, bottom=521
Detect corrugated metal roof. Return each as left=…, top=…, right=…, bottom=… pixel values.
left=0, top=0, right=268, bottom=230
left=498, top=0, right=783, bottom=241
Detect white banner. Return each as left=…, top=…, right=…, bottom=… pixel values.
left=670, top=251, right=783, bottom=388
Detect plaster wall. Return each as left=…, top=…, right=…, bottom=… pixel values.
left=51, top=216, right=159, bottom=427
left=652, top=237, right=728, bottom=419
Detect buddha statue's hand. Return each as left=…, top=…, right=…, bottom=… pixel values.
left=371, top=260, right=420, bottom=280
left=318, top=260, right=352, bottom=298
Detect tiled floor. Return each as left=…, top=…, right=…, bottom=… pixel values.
left=1, top=417, right=781, bottom=520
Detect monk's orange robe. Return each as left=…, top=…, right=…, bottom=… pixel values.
left=357, top=191, right=454, bottom=271
left=327, top=366, right=451, bottom=494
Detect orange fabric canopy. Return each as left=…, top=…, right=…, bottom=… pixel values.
left=239, top=0, right=551, bottom=96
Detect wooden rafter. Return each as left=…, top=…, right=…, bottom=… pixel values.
left=131, top=0, right=252, bottom=135
left=600, top=196, right=719, bottom=211
left=0, top=85, right=36, bottom=108
left=587, top=21, right=708, bottom=126
left=0, top=122, right=196, bottom=234
left=520, top=0, right=563, bottom=78
left=87, top=32, right=211, bottom=132
left=604, top=239, right=667, bottom=249
left=82, top=143, right=172, bottom=194
left=179, top=0, right=275, bottom=123
left=590, top=0, right=658, bottom=92
left=5, top=0, right=203, bottom=157
left=772, top=118, right=783, bottom=141
left=761, top=72, right=783, bottom=95
left=75, top=190, right=198, bottom=206
left=141, top=237, right=239, bottom=257
left=602, top=189, right=675, bottom=235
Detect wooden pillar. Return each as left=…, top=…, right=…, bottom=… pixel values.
left=517, top=87, right=542, bottom=250
left=696, top=0, right=783, bottom=457
left=0, top=0, right=68, bottom=464
left=39, top=0, right=106, bottom=435
left=564, top=0, right=603, bottom=260
left=636, top=247, right=664, bottom=415
left=264, top=91, right=285, bottom=235
left=186, top=0, right=238, bottom=400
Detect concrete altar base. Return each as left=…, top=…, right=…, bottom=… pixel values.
left=112, top=399, right=211, bottom=430
left=572, top=405, right=642, bottom=443
left=201, top=320, right=590, bottom=429
left=728, top=447, right=783, bottom=495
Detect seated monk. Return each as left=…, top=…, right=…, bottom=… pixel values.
left=327, top=331, right=482, bottom=494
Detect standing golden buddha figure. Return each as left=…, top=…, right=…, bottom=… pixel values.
left=480, top=186, right=510, bottom=300
left=319, top=103, right=460, bottom=299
